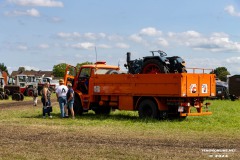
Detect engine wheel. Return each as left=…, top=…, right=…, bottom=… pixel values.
left=138, top=99, right=159, bottom=119
left=74, top=96, right=83, bottom=115
left=141, top=59, right=168, bottom=74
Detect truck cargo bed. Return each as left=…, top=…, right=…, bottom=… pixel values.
left=92, top=73, right=216, bottom=97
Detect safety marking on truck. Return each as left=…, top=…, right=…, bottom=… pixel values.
left=190, top=84, right=197, bottom=93
left=94, top=86, right=100, bottom=93
left=202, top=84, right=208, bottom=93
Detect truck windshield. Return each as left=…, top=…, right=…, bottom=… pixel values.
left=18, top=76, right=27, bottom=82
left=80, top=68, right=91, bottom=78
left=95, top=68, right=117, bottom=74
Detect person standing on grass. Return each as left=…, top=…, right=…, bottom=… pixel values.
left=33, top=86, right=38, bottom=106
left=64, top=83, right=75, bottom=119
left=41, top=82, right=52, bottom=119
left=55, top=79, right=68, bottom=118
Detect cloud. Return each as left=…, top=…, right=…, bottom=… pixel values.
left=140, top=27, right=162, bottom=36
left=168, top=31, right=240, bottom=52
left=57, top=32, right=106, bottom=41
left=5, top=8, right=40, bottom=17
left=226, top=57, right=240, bottom=64
left=107, top=35, right=124, bottom=41
left=7, top=0, right=64, bottom=7
left=38, top=44, right=49, bottom=49
left=224, top=5, right=240, bottom=17
left=115, top=43, right=130, bottom=49
left=83, top=32, right=106, bottom=40
left=129, top=34, right=143, bottom=43
left=97, top=44, right=111, bottom=49
left=23, top=65, right=40, bottom=71
left=57, top=32, right=81, bottom=39
left=17, top=45, right=28, bottom=50
left=155, top=38, right=169, bottom=47
left=71, top=42, right=95, bottom=50
left=50, top=16, right=62, bottom=22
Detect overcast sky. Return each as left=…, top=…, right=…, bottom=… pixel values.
left=1, top=0, right=240, bottom=75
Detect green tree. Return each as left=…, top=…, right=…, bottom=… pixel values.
left=18, top=67, right=25, bottom=73
left=52, top=63, right=67, bottom=78
left=53, top=62, right=93, bottom=78
left=211, top=67, right=230, bottom=82
left=0, top=63, right=9, bottom=75
left=76, top=61, right=93, bottom=73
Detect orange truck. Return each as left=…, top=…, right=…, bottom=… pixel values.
left=64, top=62, right=216, bottom=119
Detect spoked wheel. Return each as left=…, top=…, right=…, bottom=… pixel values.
left=141, top=59, right=168, bottom=74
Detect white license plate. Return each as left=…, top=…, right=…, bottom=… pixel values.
left=178, top=106, right=184, bottom=112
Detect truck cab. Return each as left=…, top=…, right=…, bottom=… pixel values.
left=64, top=61, right=120, bottom=114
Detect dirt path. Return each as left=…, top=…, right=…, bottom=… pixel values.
left=0, top=123, right=239, bottom=160
left=0, top=97, right=58, bottom=109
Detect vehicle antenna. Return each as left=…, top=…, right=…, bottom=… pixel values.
left=95, top=46, right=98, bottom=62
left=118, top=60, right=120, bottom=68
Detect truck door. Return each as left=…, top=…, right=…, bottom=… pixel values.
left=77, top=67, right=91, bottom=94
left=64, top=65, right=77, bottom=87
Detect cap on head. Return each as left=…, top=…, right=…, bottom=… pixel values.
left=67, top=83, right=72, bottom=87
left=59, top=79, right=64, bottom=84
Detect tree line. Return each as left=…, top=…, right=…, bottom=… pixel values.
left=0, top=62, right=231, bottom=82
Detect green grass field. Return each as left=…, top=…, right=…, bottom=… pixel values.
left=0, top=99, right=239, bottom=159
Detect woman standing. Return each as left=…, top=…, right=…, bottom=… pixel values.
left=41, top=82, right=52, bottom=118
left=64, top=83, right=75, bottom=119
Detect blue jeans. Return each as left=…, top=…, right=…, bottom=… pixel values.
left=58, top=96, right=67, bottom=118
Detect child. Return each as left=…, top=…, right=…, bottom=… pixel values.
left=33, top=86, right=38, bottom=106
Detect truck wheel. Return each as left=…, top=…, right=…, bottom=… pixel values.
left=5, top=89, right=10, bottom=95
left=19, top=93, right=24, bottom=101
left=12, top=93, right=21, bottom=101
left=138, top=99, right=159, bottom=119
left=23, top=89, right=28, bottom=96
left=74, top=96, right=83, bottom=115
left=28, top=89, right=34, bottom=97
left=4, top=94, right=9, bottom=100
left=106, top=70, right=119, bottom=74
left=141, top=59, right=168, bottom=74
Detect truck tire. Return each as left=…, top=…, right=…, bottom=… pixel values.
left=4, top=94, right=9, bottom=100
left=20, top=93, right=24, bottom=101
left=106, top=70, right=119, bottom=74
left=5, top=89, right=10, bottom=95
left=28, top=88, right=34, bottom=97
left=138, top=99, right=159, bottom=119
left=74, top=96, right=83, bottom=115
left=141, top=59, right=168, bottom=74
left=23, top=88, right=28, bottom=96
left=12, top=93, right=21, bottom=101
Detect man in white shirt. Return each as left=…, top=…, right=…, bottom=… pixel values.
left=55, top=79, right=68, bottom=118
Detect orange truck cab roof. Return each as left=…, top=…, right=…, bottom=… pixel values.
left=81, top=61, right=120, bottom=70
